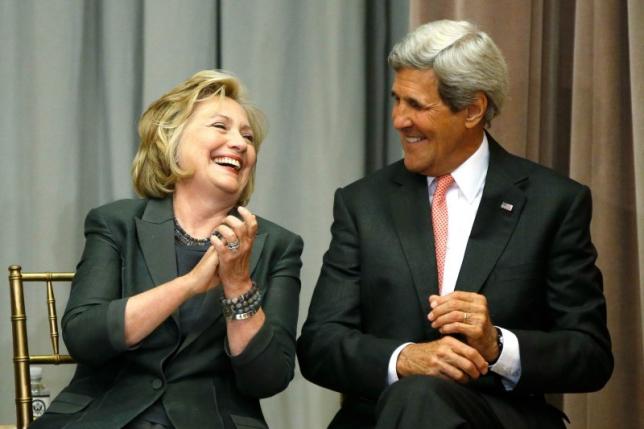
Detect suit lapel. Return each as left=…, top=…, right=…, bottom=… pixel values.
left=135, top=197, right=179, bottom=326
left=176, top=230, right=267, bottom=355
left=135, top=197, right=177, bottom=289
left=248, top=232, right=267, bottom=277
left=455, top=138, right=527, bottom=293
left=387, top=163, right=438, bottom=318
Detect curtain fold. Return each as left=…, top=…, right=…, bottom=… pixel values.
left=409, top=1, right=643, bottom=427
left=365, top=0, right=394, bottom=172
left=627, top=0, right=644, bottom=366
left=364, top=0, right=411, bottom=171
left=567, top=1, right=642, bottom=425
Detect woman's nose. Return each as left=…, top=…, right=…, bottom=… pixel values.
left=227, top=131, right=247, bottom=152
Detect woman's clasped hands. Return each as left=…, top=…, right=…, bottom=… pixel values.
left=185, top=206, right=258, bottom=298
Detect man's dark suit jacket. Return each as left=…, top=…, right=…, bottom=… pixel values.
left=297, top=135, right=613, bottom=428
left=32, top=197, right=303, bottom=429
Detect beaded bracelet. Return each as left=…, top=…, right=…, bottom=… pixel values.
left=220, top=283, right=262, bottom=321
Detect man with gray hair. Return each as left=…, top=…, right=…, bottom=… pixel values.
left=298, top=20, right=612, bottom=428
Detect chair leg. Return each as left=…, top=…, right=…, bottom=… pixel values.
left=9, top=265, right=34, bottom=428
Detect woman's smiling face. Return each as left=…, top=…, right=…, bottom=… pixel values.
left=176, top=96, right=257, bottom=199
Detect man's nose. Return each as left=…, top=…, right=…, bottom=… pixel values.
left=392, top=105, right=412, bottom=130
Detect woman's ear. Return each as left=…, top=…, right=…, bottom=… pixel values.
left=465, top=91, right=488, bottom=128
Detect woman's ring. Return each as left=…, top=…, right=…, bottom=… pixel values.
left=463, top=312, right=470, bottom=323
left=227, top=240, right=241, bottom=251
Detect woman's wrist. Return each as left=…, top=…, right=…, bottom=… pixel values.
left=222, top=278, right=253, bottom=298
left=220, top=281, right=262, bottom=321
left=180, top=272, right=203, bottom=299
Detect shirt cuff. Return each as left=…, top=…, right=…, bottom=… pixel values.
left=387, top=342, right=414, bottom=385
left=489, top=327, right=521, bottom=390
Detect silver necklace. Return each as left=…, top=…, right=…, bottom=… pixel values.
left=173, top=217, right=211, bottom=247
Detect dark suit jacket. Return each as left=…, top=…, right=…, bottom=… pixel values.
left=297, top=136, right=613, bottom=428
left=32, top=197, right=303, bottom=429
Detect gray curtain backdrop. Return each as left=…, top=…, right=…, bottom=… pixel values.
left=364, top=0, right=410, bottom=171
left=5, top=1, right=636, bottom=428
left=221, top=1, right=370, bottom=427
left=0, top=0, right=407, bottom=427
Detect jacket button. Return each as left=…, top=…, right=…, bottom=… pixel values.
left=151, top=378, right=163, bottom=390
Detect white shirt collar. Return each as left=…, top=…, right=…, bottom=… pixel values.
left=427, top=133, right=489, bottom=204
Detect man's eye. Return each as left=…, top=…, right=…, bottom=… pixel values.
left=409, top=100, right=423, bottom=110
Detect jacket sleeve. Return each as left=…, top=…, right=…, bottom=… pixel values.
left=297, top=189, right=402, bottom=400
left=514, top=185, right=613, bottom=393
left=227, top=231, right=304, bottom=398
left=62, top=208, right=129, bottom=367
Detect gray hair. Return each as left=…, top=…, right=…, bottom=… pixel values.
left=388, top=20, right=508, bottom=127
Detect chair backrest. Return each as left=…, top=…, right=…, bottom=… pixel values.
left=8, top=265, right=75, bottom=429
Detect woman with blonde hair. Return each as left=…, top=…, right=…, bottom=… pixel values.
left=32, top=70, right=303, bottom=429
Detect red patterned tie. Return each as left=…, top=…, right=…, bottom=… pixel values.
left=432, top=175, right=454, bottom=293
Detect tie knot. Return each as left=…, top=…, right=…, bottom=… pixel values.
left=434, top=174, right=454, bottom=197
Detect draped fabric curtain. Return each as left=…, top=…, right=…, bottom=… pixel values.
left=2, top=1, right=641, bottom=428
left=364, top=0, right=410, bottom=172
left=0, top=1, right=383, bottom=427
left=410, top=1, right=643, bottom=428
left=220, top=1, right=374, bottom=426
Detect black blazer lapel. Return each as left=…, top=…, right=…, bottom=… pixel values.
left=248, top=231, right=267, bottom=277
left=387, top=163, right=438, bottom=318
left=455, top=138, right=526, bottom=293
left=135, top=197, right=177, bottom=289
left=135, top=197, right=179, bottom=327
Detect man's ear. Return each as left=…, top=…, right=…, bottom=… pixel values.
left=465, top=91, right=488, bottom=128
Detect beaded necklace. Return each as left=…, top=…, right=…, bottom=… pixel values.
left=173, top=217, right=212, bottom=247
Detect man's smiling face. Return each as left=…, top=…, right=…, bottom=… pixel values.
left=391, top=68, right=481, bottom=177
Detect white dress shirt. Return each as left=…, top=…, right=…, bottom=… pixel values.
left=387, top=135, right=521, bottom=390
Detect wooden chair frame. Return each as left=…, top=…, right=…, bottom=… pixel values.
left=8, top=265, right=75, bottom=429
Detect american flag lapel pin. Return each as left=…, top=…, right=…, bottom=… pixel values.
left=500, top=202, right=514, bottom=212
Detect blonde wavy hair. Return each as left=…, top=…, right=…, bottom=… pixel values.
left=132, top=70, right=266, bottom=205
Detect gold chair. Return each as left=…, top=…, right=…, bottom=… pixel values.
left=8, top=265, right=75, bottom=429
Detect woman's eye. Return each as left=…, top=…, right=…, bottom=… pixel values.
left=211, top=122, right=226, bottom=130
left=243, top=134, right=255, bottom=143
